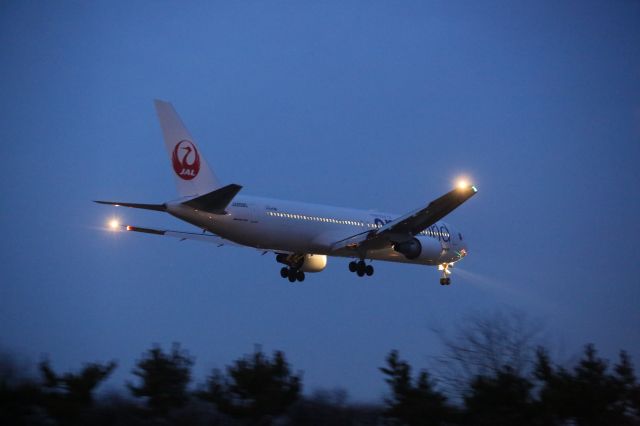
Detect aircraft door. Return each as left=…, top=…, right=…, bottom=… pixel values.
left=249, top=203, right=259, bottom=224
left=230, top=200, right=254, bottom=224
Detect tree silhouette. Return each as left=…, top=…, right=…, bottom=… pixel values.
left=433, top=310, right=542, bottom=396
left=198, top=347, right=301, bottom=425
left=0, top=352, right=44, bottom=425
left=38, top=358, right=116, bottom=424
left=463, top=365, right=536, bottom=426
left=613, top=351, right=640, bottom=423
left=40, top=359, right=116, bottom=406
left=3, top=321, right=640, bottom=425
left=380, top=350, right=450, bottom=426
left=287, top=388, right=382, bottom=426
left=535, top=344, right=640, bottom=425
left=128, top=343, right=193, bottom=417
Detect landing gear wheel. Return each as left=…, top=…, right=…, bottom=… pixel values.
left=280, top=267, right=289, bottom=278
left=439, top=277, right=451, bottom=286
left=296, top=271, right=305, bottom=282
left=350, top=260, right=373, bottom=277
left=288, top=270, right=297, bottom=283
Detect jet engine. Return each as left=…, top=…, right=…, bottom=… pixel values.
left=300, top=254, right=328, bottom=272
left=277, top=253, right=328, bottom=273
left=393, top=236, right=443, bottom=263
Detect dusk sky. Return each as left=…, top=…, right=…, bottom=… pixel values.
left=1, top=1, right=639, bottom=401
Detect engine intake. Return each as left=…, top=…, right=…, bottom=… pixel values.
left=300, top=254, right=327, bottom=272
left=393, top=236, right=443, bottom=263
left=394, top=238, right=422, bottom=259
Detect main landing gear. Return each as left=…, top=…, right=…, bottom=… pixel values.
left=280, top=266, right=305, bottom=283
left=439, top=263, right=452, bottom=286
left=348, top=260, right=374, bottom=277
left=276, top=253, right=305, bottom=283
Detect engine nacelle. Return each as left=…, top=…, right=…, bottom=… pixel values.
left=393, top=236, right=443, bottom=263
left=300, top=254, right=327, bottom=272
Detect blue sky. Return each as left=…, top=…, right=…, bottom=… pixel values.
left=1, top=1, right=639, bottom=401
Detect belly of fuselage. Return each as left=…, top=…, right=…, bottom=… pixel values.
left=169, top=199, right=461, bottom=267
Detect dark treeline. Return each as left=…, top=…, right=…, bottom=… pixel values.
left=1, top=312, right=639, bottom=425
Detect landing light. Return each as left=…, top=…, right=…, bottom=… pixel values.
left=457, top=179, right=469, bottom=189
left=108, top=218, right=120, bottom=231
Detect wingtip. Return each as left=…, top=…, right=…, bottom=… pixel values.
left=454, top=184, right=477, bottom=195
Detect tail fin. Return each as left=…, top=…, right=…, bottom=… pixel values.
left=154, top=100, right=220, bottom=197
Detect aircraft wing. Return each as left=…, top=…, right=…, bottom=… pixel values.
left=94, top=201, right=166, bottom=211
left=331, top=185, right=478, bottom=254
left=376, top=185, right=478, bottom=235
left=119, top=225, right=244, bottom=247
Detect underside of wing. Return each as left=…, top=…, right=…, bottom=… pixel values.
left=94, top=201, right=166, bottom=211
left=377, top=184, right=478, bottom=235
left=120, top=225, right=243, bottom=247
left=331, top=184, right=478, bottom=254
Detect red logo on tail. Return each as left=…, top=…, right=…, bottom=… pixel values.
left=172, top=140, right=200, bottom=180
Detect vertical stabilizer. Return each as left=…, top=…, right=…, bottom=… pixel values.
left=154, top=100, right=220, bottom=197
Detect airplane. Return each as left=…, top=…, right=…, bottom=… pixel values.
left=96, top=100, right=477, bottom=285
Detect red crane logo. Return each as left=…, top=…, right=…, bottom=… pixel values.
left=172, top=140, right=200, bottom=180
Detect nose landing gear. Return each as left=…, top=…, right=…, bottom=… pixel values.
left=348, top=260, right=374, bottom=277
left=439, top=263, right=452, bottom=286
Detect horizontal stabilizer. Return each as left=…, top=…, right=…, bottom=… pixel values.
left=94, top=200, right=166, bottom=211
left=182, top=183, right=242, bottom=213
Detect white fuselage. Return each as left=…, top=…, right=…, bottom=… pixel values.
left=166, top=194, right=467, bottom=266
